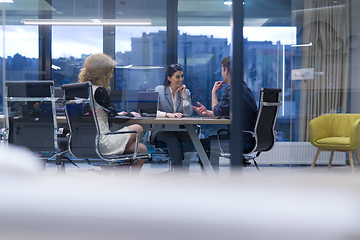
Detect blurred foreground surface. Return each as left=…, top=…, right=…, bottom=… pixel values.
left=1, top=144, right=360, bottom=240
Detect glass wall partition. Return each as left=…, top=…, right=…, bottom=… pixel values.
left=1, top=0, right=356, bottom=167
left=0, top=2, right=40, bottom=115
left=0, top=25, right=39, bottom=81
left=114, top=0, right=166, bottom=112
left=50, top=0, right=167, bottom=112
left=178, top=26, right=231, bottom=113
left=115, top=26, right=166, bottom=112
left=52, top=26, right=103, bottom=86
left=0, top=0, right=167, bottom=112
left=243, top=1, right=294, bottom=142
left=244, top=0, right=353, bottom=166
left=50, top=0, right=103, bottom=86
left=178, top=0, right=232, bottom=138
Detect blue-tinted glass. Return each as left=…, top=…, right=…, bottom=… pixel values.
left=52, top=26, right=103, bottom=86
left=114, top=0, right=167, bottom=112
left=178, top=1, right=232, bottom=138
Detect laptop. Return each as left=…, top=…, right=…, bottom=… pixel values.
left=137, top=91, right=159, bottom=117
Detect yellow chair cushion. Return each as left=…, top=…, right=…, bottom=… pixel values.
left=309, top=114, right=360, bottom=151
left=314, top=137, right=350, bottom=150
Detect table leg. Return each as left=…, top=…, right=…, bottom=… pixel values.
left=185, top=125, right=215, bottom=176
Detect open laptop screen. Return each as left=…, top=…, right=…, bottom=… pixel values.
left=137, top=91, right=159, bottom=117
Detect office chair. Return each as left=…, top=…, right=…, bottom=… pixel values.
left=61, top=82, right=150, bottom=171
left=309, top=114, right=360, bottom=173
left=217, top=88, right=282, bottom=169
left=3, top=81, right=73, bottom=170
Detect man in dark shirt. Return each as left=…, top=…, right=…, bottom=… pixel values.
left=193, top=56, right=258, bottom=166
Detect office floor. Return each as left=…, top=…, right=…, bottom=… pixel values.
left=3, top=146, right=360, bottom=240
left=44, top=155, right=360, bottom=177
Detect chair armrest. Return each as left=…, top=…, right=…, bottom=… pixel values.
left=216, top=130, right=228, bottom=156
left=102, top=130, right=138, bottom=136
left=309, top=115, right=330, bottom=145
left=68, top=99, right=88, bottom=104
left=99, top=130, right=142, bottom=159
left=243, top=130, right=255, bottom=137
left=217, top=129, right=229, bottom=136
left=215, top=129, right=255, bottom=156
left=350, top=118, right=360, bottom=149
left=217, top=129, right=254, bottom=137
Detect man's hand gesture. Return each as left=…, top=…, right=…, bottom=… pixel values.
left=192, top=102, right=213, bottom=117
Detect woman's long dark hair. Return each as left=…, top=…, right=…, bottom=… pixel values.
left=164, top=63, right=183, bottom=86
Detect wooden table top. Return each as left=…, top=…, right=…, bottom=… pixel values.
left=1, top=115, right=230, bottom=125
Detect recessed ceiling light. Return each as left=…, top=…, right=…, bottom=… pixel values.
left=0, top=0, right=14, bottom=3
left=21, top=18, right=152, bottom=26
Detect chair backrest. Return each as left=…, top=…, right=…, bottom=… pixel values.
left=252, top=88, right=282, bottom=153
left=4, top=81, right=59, bottom=152
left=61, top=82, right=101, bottom=159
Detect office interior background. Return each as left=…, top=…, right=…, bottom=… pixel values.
left=0, top=0, right=358, bottom=165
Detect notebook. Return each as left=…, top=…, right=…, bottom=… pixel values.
left=137, top=91, right=159, bottom=117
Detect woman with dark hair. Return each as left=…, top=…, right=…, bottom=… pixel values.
left=150, top=63, right=194, bottom=171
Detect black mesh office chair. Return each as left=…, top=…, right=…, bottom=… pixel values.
left=4, top=81, right=72, bottom=170
left=217, top=88, right=282, bottom=170
left=61, top=82, right=149, bottom=170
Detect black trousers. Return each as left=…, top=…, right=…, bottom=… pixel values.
left=155, top=131, right=194, bottom=168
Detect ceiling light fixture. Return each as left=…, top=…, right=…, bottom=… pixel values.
left=291, top=42, right=313, bottom=47
left=0, top=0, right=14, bottom=2
left=116, top=65, right=164, bottom=70
left=21, top=18, right=152, bottom=26
left=224, top=0, right=232, bottom=5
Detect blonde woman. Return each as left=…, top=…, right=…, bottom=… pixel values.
left=78, top=53, right=147, bottom=170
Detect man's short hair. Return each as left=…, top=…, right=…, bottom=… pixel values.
left=222, top=56, right=230, bottom=73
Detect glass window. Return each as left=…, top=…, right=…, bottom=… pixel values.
left=241, top=0, right=353, bottom=166
left=52, top=26, right=103, bottom=86
left=0, top=26, right=39, bottom=81
left=50, top=0, right=103, bottom=86
left=244, top=1, right=295, bottom=142
left=115, top=26, right=166, bottom=91
left=291, top=0, right=351, bottom=143
left=178, top=26, right=231, bottom=111
left=243, top=26, right=296, bottom=122
left=244, top=0, right=351, bottom=144
left=0, top=25, right=39, bottom=115
left=114, top=0, right=167, bottom=112
left=178, top=0, right=231, bottom=138
left=0, top=1, right=40, bottom=115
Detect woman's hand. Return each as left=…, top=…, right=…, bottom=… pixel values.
left=166, top=112, right=183, bottom=118
left=130, top=111, right=142, bottom=118
left=177, top=84, right=187, bottom=99
left=118, top=111, right=128, bottom=116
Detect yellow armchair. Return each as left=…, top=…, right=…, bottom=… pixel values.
left=309, top=114, right=360, bottom=173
